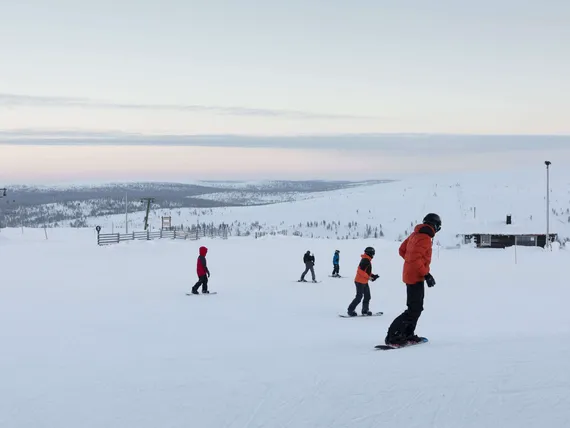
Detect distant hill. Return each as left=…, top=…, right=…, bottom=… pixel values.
left=4, top=170, right=569, bottom=248
left=0, top=180, right=390, bottom=228
left=62, top=170, right=570, bottom=247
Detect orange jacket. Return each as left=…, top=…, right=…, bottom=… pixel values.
left=354, top=253, right=372, bottom=283
left=399, top=224, right=435, bottom=284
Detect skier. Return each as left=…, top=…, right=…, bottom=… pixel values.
left=347, top=247, right=379, bottom=316
left=299, top=250, right=316, bottom=282
left=191, top=246, right=210, bottom=294
left=332, top=250, right=340, bottom=277
left=384, top=213, right=441, bottom=346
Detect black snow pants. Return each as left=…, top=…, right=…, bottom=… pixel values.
left=300, top=263, right=315, bottom=281
left=386, top=281, right=425, bottom=341
left=332, top=264, right=340, bottom=276
left=192, top=275, right=209, bottom=293
left=347, top=281, right=371, bottom=314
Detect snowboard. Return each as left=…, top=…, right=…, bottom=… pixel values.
left=339, top=311, right=383, bottom=318
left=375, top=337, right=428, bottom=350
left=186, top=292, right=217, bottom=296
left=296, top=280, right=322, bottom=283
left=328, top=275, right=344, bottom=278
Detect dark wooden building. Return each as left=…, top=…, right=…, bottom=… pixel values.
left=460, top=233, right=557, bottom=249
left=460, top=215, right=558, bottom=249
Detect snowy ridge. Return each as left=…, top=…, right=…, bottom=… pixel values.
left=2, top=180, right=383, bottom=227
left=190, top=190, right=319, bottom=204
left=82, top=169, right=570, bottom=246
left=6, top=179, right=387, bottom=192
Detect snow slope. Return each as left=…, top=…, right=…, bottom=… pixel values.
left=84, top=169, right=570, bottom=245
left=1, top=228, right=569, bottom=427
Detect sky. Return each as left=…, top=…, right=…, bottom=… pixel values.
left=1, top=0, right=569, bottom=183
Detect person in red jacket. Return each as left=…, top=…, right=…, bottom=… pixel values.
left=384, top=213, right=441, bottom=346
left=192, top=246, right=211, bottom=294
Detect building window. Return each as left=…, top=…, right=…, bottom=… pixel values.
left=515, top=235, right=536, bottom=246
left=481, top=234, right=491, bottom=246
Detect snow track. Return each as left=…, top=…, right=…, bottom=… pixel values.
left=1, top=229, right=569, bottom=427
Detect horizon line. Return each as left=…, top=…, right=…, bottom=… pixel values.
left=2, top=129, right=570, bottom=139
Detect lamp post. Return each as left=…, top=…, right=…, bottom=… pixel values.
left=125, top=191, right=128, bottom=234
left=545, top=161, right=551, bottom=250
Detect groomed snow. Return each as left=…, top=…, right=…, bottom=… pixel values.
left=1, top=227, right=569, bottom=428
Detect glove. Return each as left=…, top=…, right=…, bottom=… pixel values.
left=425, top=273, right=435, bottom=287
left=207, top=271, right=211, bottom=278
left=370, top=274, right=379, bottom=282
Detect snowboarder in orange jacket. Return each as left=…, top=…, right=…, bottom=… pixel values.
left=384, top=213, right=441, bottom=346
left=347, top=247, right=379, bottom=316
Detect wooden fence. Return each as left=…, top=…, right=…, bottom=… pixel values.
left=97, top=227, right=228, bottom=245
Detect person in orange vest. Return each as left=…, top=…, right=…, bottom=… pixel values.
left=347, top=247, right=379, bottom=316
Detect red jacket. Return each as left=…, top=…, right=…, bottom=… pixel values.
left=399, top=224, right=434, bottom=284
left=197, top=246, right=209, bottom=277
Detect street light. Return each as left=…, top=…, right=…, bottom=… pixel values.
left=545, top=161, right=551, bottom=250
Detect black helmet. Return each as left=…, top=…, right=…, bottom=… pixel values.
left=423, top=213, right=442, bottom=232
left=364, top=246, right=375, bottom=257
left=335, top=249, right=340, bottom=253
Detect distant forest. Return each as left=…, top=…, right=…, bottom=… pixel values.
left=0, top=180, right=389, bottom=228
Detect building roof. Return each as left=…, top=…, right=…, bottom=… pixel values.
left=458, top=219, right=558, bottom=236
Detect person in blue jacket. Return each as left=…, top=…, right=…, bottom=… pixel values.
left=332, top=249, right=340, bottom=277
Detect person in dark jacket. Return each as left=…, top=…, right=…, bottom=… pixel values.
left=332, top=250, right=340, bottom=277
left=384, top=213, right=441, bottom=346
left=347, top=246, right=379, bottom=316
left=192, top=246, right=210, bottom=294
left=299, top=250, right=316, bottom=282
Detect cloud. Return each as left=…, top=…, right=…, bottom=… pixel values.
left=0, top=93, right=376, bottom=121
left=1, top=128, right=569, bottom=155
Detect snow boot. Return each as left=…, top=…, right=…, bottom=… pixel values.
left=384, top=333, right=407, bottom=347
left=191, top=290, right=199, bottom=295
left=362, top=311, right=373, bottom=316
left=347, top=311, right=358, bottom=317
left=202, top=290, right=210, bottom=294
left=406, top=335, right=425, bottom=344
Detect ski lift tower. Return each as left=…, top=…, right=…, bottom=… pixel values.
left=0, top=188, right=7, bottom=231
left=140, top=197, right=155, bottom=231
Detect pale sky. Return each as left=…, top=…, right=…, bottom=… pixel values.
left=1, top=0, right=569, bottom=183
left=2, top=135, right=570, bottom=184
left=2, top=0, right=570, bottom=135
